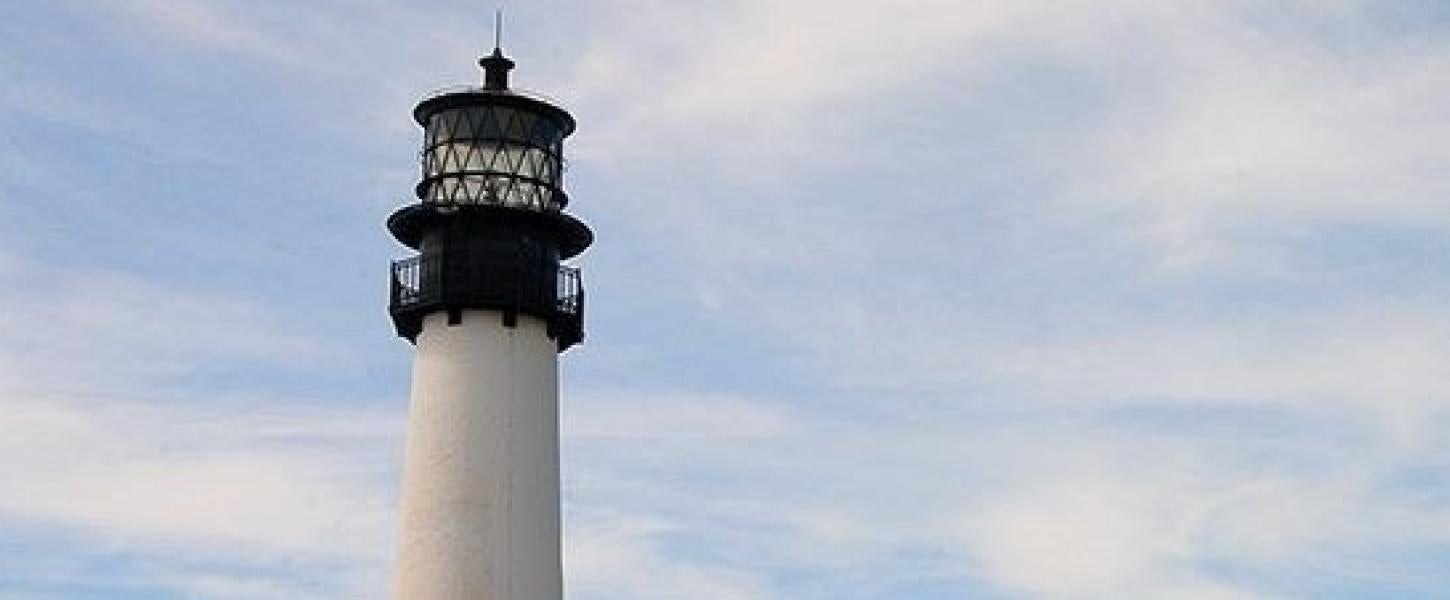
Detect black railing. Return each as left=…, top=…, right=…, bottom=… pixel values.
left=557, top=265, right=583, bottom=317
left=389, top=252, right=584, bottom=348
left=390, top=253, right=442, bottom=307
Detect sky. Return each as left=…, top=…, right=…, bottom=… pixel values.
left=2, top=0, right=1450, bottom=598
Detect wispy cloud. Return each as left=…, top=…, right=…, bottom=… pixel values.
left=564, top=387, right=1450, bottom=598
left=0, top=257, right=399, bottom=597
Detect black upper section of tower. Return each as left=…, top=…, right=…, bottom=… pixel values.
left=387, top=45, right=592, bottom=350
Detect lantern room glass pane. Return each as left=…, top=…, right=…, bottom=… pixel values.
left=424, top=140, right=559, bottom=179
left=467, top=107, right=501, bottom=138
left=426, top=107, right=566, bottom=147
left=420, top=106, right=567, bottom=210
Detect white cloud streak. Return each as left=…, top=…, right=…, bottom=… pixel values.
left=0, top=257, right=399, bottom=597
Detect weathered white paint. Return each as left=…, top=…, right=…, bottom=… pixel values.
left=393, top=310, right=561, bottom=600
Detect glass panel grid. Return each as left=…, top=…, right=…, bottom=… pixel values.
left=419, top=106, right=567, bottom=211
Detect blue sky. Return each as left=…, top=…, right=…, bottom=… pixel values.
left=2, top=1, right=1450, bottom=598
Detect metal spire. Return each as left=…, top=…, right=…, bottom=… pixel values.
left=494, top=9, right=503, bottom=53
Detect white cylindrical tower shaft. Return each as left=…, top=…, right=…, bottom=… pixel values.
left=393, top=310, right=562, bottom=600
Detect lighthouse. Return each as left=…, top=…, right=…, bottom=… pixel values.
left=386, top=42, right=591, bottom=600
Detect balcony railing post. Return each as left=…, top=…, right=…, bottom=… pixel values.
left=390, top=265, right=400, bottom=306
left=554, top=265, right=581, bottom=318
left=390, top=254, right=434, bottom=308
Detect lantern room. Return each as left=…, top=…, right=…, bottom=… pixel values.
left=411, top=48, right=577, bottom=212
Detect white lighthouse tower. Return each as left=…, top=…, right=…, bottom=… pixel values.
left=386, top=42, right=591, bottom=600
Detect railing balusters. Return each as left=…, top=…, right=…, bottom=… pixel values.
left=555, top=266, right=581, bottom=316
left=392, top=254, right=582, bottom=320
left=390, top=253, right=584, bottom=346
